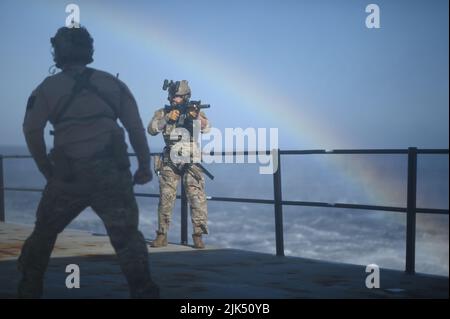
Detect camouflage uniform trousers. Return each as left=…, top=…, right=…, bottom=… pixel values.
left=157, top=163, right=208, bottom=236
left=17, top=157, right=158, bottom=298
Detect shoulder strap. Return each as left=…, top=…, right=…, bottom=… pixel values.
left=54, top=68, right=95, bottom=123
left=54, top=68, right=118, bottom=125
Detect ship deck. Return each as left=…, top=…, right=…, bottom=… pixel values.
left=0, top=222, right=447, bottom=299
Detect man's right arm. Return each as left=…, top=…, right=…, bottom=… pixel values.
left=147, top=109, right=167, bottom=136
left=115, top=80, right=153, bottom=184
left=116, top=81, right=150, bottom=170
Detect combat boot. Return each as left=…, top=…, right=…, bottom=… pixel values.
left=17, top=275, right=43, bottom=299
left=192, top=234, right=205, bottom=249
left=130, top=280, right=160, bottom=299
left=150, top=232, right=167, bottom=247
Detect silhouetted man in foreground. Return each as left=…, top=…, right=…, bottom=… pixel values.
left=18, top=26, right=158, bottom=298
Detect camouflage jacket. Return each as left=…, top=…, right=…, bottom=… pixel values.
left=147, top=107, right=211, bottom=146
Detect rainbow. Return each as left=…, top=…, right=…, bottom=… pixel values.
left=82, top=2, right=404, bottom=207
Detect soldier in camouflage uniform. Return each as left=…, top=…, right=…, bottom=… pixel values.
left=148, top=80, right=211, bottom=249
left=18, top=26, right=159, bottom=298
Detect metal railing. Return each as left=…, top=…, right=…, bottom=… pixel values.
left=1, top=147, right=448, bottom=275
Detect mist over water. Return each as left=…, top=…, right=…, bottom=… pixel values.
left=1, top=145, right=448, bottom=276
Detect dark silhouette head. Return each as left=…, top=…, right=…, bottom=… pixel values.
left=51, top=27, right=94, bottom=69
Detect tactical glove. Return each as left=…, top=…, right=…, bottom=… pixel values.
left=133, top=166, right=153, bottom=185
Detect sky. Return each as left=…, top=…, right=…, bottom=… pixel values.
left=0, top=0, right=448, bottom=151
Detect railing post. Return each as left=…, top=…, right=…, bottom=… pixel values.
left=406, top=147, right=418, bottom=274
left=272, top=149, right=284, bottom=256
left=180, top=181, right=188, bottom=245
left=0, top=155, right=4, bottom=222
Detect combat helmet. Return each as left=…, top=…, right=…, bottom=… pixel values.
left=163, top=80, right=191, bottom=101
left=50, top=26, right=94, bottom=69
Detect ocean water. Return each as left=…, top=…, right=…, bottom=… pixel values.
left=1, top=145, right=448, bottom=276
